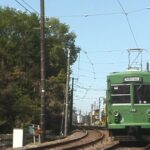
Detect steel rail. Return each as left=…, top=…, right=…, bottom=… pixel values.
left=14, top=130, right=103, bottom=150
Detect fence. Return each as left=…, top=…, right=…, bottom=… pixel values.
left=0, top=131, right=53, bottom=148
left=0, top=133, right=33, bottom=149
left=0, top=134, right=13, bottom=148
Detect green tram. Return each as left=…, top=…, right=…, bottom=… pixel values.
left=106, top=70, right=150, bottom=141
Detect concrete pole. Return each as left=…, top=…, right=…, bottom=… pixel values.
left=40, top=0, right=45, bottom=142
left=69, top=77, right=74, bottom=131
left=64, top=48, right=70, bottom=136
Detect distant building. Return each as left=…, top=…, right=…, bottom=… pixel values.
left=90, top=98, right=106, bottom=126
left=72, top=108, right=90, bottom=126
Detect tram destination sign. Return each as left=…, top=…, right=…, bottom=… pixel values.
left=124, top=77, right=142, bottom=82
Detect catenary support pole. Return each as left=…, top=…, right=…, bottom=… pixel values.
left=40, top=0, right=45, bottom=142
left=64, top=48, right=70, bottom=136
left=69, top=77, right=74, bottom=131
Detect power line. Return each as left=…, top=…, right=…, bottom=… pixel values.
left=117, top=0, right=139, bottom=48
left=54, top=8, right=147, bottom=18
left=14, top=0, right=32, bottom=13
left=73, top=61, right=127, bottom=65
left=73, top=74, right=96, bottom=79
left=20, top=0, right=39, bottom=15
left=82, top=50, right=96, bottom=79
left=73, top=50, right=96, bottom=101
left=94, top=62, right=127, bottom=65
left=74, top=84, right=106, bottom=91
left=72, top=48, right=150, bottom=54
left=87, top=50, right=122, bottom=53
left=14, top=0, right=39, bottom=15
left=88, top=48, right=150, bottom=53
left=73, top=68, right=97, bottom=74
left=56, top=12, right=123, bottom=18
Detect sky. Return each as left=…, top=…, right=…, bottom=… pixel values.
left=1, top=0, right=150, bottom=113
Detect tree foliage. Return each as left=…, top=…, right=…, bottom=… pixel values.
left=0, top=7, right=80, bottom=133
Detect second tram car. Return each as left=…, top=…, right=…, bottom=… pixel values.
left=106, top=70, right=150, bottom=141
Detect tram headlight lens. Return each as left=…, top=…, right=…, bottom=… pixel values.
left=113, top=111, right=120, bottom=117
left=113, top=111, right=121, bottom=123
left=147, top=110, right=150, bottom=117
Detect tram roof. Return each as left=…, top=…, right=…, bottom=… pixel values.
left=108, top=70, right=150, bottom=77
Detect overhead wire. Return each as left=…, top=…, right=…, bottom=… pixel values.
left=55, top=7, right=147, bottom=18
left=14, top=0, right=32, bottom=13
left=73, top=50, right=96, bottom=101
left=20, top=0, right=40, bottom=15
left=82, top=50, right=96, bottom=79
left=79, top=50, right=96, bottom=100
left=117, top=0, right=139, bottom=48
left=14, top=0, right=39, bottom=15
left=116, top=0, right=147, bottom=70
left=73, top=74, right=97, bottom=79
left=74, top=84, right=106, bottom=92
left=56, top=11, right=123, bottom=18
left=74, top=73, right=93, bottom=79
left=89, top=48, right=150, bottom=53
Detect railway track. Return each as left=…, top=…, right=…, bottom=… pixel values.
left=9, top=129, right=150, bottom=150
left=103, top=141, right=150, bottom=150
left=12, top=130, right=103, bottom=150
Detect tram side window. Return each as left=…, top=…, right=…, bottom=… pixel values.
left=111, top=84, right=130, bottom=103
left=135, top=84, right=150, bottom=104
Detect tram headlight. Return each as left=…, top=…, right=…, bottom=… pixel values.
left=113, top=111, right=120, bottom=117
left=147, top=110, right=150, bottom=118
left=113, top=111, right=121, bottom=123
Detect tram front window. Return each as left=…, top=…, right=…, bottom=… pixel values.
left=135, top=84, right=150, bottom=104
left=111, top=84, right=130, bottom=103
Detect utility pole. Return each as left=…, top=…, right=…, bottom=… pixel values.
left=69, top=77, right=74, bottom=131
left=99, top=97, right=101, bottom=121
left=90, top=104, right=93, bottom=126
left=64, top=48, right=70, bottom=136
left=40, top=0, right=45, bottom=142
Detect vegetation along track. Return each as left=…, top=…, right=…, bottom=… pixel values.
left=13, top=130, right=103, bottom=150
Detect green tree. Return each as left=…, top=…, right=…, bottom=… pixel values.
left=0, top=7, right=40, bottom=133
left=44, top=18, right=80, bottom=132
left=0, top=7, right=80, bottom=133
